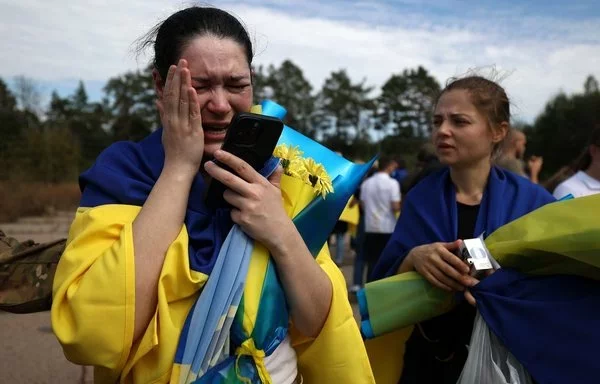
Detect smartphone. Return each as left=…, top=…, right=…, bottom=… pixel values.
left=204, top=112, right=284, bottom=209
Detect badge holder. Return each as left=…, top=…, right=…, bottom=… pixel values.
left=458, top=234, right=501, bottom=278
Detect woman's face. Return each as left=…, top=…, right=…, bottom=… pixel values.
left=172, top=35, right=253, bottom=159
left=432, top=89, right=503, bottom=168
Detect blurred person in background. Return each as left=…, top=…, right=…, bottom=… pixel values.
left=391, top=157, right=408, bottom=186
left=360, top=156, right=401, bottom=282
left=401, top=143, right=442, bottom=195
left=329, top=151, right=350, bottom=266
left=330, top=218, right=349, bottom=266
left=496, top=128, right=543, bottom=183
left=553, top=126, right=600, bottom=199
left=348, top=163, right=377, bottom=293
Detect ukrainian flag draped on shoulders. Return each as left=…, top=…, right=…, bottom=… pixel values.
left=358, top=166, right=600, bottom=384
left=51, top=100, right=376, bottom=384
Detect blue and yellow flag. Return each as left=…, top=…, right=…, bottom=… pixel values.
left=360, top=193, right=600, bottom=384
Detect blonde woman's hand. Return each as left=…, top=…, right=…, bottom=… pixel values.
left=464, top=269, right=496, bottom=306
left=406, top=241, right=477, bottom=291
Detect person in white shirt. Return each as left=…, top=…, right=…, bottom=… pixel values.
left=553, top=127, right=600, bottom=199
left=360, top=156, right=401, bottom=281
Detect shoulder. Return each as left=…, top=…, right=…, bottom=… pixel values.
left=493, top=167, right=555, bottom=208
left=384, top=175, right=400, bottom=188
left=83, top=130, right=163, bottom=178
left=552, top=173, right=582, bottom=198
left=404, top=166, right=449, bottom=204
left=78, top=131, right=163, bottom=204
left=361, top=174, right=379, bottom=190
left=362, top=175, right=375, bottom=185
left=96, top=130, right=162, bottom=167
left=94, top=141, right=139, bottom=168
left=359, top=177, right=371, bottom=192
left=78, top=141, right=144, bottom=194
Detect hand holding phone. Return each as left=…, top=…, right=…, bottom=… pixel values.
left=204, top=112, right=284, bottom=208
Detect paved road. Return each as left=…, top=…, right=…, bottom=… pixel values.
left=0, top=213, right=359, bottom=383
left=0, top=311, right=85, bottom=383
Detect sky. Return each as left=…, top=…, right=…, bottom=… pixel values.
left=2, top=0, right=599, bottom=123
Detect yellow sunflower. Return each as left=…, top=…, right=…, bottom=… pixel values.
left=273, top=144, right=305, bottom=176
left=302, top=157, right=334, bottom=198
left=286, top=159, right=308, bottom=179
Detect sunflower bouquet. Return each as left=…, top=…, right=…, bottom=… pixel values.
left=259, top=100, right=376, bottom=256
left=273, top=144, right=334, bottom=199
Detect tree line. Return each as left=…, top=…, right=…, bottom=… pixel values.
left=0, top=60, right=598, bottom=183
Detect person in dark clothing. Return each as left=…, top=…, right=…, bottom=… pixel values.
left=348, top=166, right=377, bottom=292
left=401, top=143, right=443, bottom=196
left=391, top=157, right=409, bottom=186
left=330, top=219, right=348, bottom=265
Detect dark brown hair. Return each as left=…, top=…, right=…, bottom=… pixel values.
left=575, top=126, right=600, bottom=171
left=378, top=156, right=397, bottom=171
left=137, top=7, right=253, bottom=83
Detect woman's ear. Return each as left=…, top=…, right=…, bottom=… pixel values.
left=152, top=68, right=165, bottom=99
left=492, top=121, right=509, bottom=144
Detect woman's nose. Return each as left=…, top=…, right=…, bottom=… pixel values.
left=206, top=88, right=231, bottom=116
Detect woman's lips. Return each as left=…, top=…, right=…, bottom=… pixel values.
left=203, top=125, right=228, bottom=141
